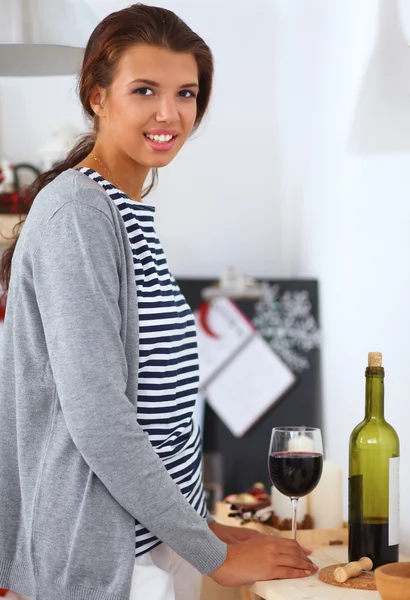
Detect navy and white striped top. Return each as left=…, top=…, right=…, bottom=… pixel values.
left=77, top=168, right=207, bottom=556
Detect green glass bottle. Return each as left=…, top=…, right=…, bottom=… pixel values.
left=348, top=352, right=400, bottom=568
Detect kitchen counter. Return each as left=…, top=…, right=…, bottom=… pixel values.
left=214, top=502, right=409, bottom=600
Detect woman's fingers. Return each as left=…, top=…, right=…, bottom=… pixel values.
left=275, top=537, right=306, bottom=549
left=275, top=553, right=318, bottom=572
left=273, top=538, right=317, bottom=568
left=209, top=535, right=319, bottom=587
left=270, top=566, right=314, bottom=580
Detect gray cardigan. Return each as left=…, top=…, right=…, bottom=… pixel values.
left=0, top=169, right=227, bottom=600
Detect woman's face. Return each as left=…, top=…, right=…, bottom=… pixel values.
left=93, top=43, right=199, bottom=169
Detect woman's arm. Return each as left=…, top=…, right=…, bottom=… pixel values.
left=32, top=182, right=316, bottom=586
left=33, top=189, right=227, bottom=575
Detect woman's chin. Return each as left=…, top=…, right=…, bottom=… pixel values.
left=140, top=155, right=178, bottom=169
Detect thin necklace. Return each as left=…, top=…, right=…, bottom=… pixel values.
left=90, top=153, right=120, bottom=189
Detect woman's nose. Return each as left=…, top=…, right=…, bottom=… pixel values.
left=155, top=98, right=179, bottom=123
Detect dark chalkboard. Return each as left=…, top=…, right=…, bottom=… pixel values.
left=177, top=278, right=322, bottom=498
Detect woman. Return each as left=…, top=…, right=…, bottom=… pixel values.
left=0, top=4, right=317, bottom=600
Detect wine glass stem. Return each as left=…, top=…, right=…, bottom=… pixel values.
left=291, top=498, right=298, bottom=541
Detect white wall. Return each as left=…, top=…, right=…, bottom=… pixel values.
left=273, top=0, right=410, bottom=553
left=1, top=0, right=409, bottom=553
left=0, top=0, right=286, bottom=278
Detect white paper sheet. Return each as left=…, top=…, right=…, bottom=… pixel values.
left=195, top=299, right=296, bottom=437
left=195, top=298, right=254, bottom=388
left=206, top=333, right=296, bottom=437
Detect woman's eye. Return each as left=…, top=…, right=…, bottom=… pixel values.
left=179, top=90, right=197, bottom=99
left=134, top=87, right=154, bottom=96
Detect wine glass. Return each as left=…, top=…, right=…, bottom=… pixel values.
left=268, top=426, right=323, bottom=541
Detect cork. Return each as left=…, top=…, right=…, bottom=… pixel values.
left=334, top=557, right=373, bottom=582
left=368, top=352, right=382, bottom=367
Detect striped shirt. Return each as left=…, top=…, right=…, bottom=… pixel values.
left=77, top=168, right=207, bottom=556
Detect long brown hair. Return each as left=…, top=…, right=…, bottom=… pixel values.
left=0, top=3, right=214, bottom=289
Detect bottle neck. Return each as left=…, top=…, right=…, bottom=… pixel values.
left=365, top=366, right=385, bottom=420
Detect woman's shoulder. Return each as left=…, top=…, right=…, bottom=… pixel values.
left=36, top=168, right=113, bottom=219
left=19, top=169, right=120, bottom=255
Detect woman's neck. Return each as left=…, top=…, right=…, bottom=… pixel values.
left=75, top=143, right=151, bottom=203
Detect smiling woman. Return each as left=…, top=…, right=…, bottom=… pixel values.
left=0, top=3, right=215, bottom=290
left=76, top=43, right=201, bottom=198
left=0, top=4, right=316, bottom=600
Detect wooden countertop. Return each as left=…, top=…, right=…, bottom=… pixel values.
left=251, top=545, right=376, bottom=599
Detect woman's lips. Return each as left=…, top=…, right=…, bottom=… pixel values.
left=144, top=134, right=177, bottom=152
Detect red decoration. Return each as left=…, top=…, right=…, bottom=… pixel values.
left=0, top=290, right=6, bottom=321
left=198, top=302, right=219, bottom=338
left=0, top=190, right=30, bottom=214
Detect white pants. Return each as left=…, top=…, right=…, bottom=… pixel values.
left=130, top=543, right=202, bottom=600
left=3, top=544, right=202, bottom=600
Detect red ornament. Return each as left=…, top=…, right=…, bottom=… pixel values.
left=0, top=289, right=7, bottom=322
left=198, top=302, right=219, bottom=338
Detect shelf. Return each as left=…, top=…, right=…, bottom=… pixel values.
left=0, top=214, right=24, bottom=247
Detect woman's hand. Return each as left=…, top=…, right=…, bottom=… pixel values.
left=209, top=521, right=313, bottom=554
left=208, top=536, right=318, bottom=587
left=209, top=521, right=265, bottom=544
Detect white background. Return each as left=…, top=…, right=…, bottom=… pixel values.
left=1, top=0, right=410, bottom=553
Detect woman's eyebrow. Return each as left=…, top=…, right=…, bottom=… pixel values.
left=129, top=78, right=199, bottom=88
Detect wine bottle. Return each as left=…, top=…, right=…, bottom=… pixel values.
left=348, top=352, right=400, bottom=568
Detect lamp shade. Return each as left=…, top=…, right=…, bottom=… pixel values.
left=0, top=0, right=98, bottom=76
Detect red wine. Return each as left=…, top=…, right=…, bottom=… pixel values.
left=269, top=451, right=323, bottom=497
left=349, top=519, right=399, bottom=568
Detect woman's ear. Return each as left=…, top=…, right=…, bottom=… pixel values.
left=89, top=86, right=107, bottom=118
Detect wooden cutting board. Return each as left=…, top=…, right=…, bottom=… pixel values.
left=215, top=501, right=348, bottom=546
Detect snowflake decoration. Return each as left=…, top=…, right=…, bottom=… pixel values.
left=252, top=284, right=321, bottom=373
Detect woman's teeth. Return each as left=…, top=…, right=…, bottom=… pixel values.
left=145, top=134, right=174, bottom=143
